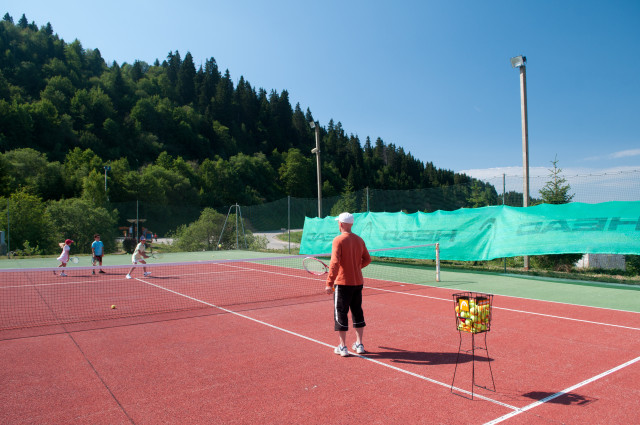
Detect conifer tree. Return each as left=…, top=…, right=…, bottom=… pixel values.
left=539, top=155, right=574, bottom=204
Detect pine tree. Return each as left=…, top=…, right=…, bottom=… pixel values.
left=534, top=155, right=581, bottom=271
left=18, top=14, right=28, bottom=29
left=177, top=52, right=196, bottom=105
left=539, top=155, right=574, bottom=204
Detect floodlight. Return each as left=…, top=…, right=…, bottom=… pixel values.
left=510, top=55, right=526, bottom=68
left=309, top=121, right=316, bottom=129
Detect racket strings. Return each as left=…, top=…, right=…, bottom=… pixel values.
left=303, top=257, right=329, bottom=275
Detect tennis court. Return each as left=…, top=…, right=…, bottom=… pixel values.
left=1, top=253, right=639, bottom=424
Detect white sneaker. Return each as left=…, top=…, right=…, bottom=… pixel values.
left=352, top=343, right=365, bottom=354
left=334, top=345, right=349, bottom=357
left=126, top=274, right=132, bottom=279
left=144, top=272, right=151, bottom=277
left=60, top=272, right=67, bottom=277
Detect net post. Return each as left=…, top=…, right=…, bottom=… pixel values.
left=435, top=243, right=440, bottom=282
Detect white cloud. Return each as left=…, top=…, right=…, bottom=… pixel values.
left=582, top=148, right=640, bottom=162
left=609, top=148, right=640, bottom=159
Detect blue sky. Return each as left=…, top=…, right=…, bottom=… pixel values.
left=5, top=1, right=640, bottom=182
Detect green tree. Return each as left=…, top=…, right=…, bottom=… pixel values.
left=278, top=148, right=314, bottom=197
left=173, top=208, right=265, bottom=251
left=138, top=164, right=198, bottom=206
left=538, top=156, right=574, bottom=204
left=533, top=156, right=581, bottom=271
left=172, top=208, right=230, bottom=251
left=177, top=52, right=196, bottom=105
left=330, top=180, right=358, bottom=216
left=40, top=76, right=74, bottom=114
left=63, top=147, right=104, bottom=196
left=3, top=148, right=49, bottom=193
left=0, top=190, right=57, bottom=253
left=82, top=168, right=108, bottom=205
left=46, top=197, right=118, bottom=254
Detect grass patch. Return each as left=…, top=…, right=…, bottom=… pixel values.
left=275, top=231, right=302, bottom=244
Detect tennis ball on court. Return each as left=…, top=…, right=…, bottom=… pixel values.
left=111, top=305, right=116, bottom=309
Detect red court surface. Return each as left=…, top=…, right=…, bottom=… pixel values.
left=1, top=272, right=639, bottom=424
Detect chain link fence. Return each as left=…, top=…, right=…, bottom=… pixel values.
left=2, top=170, right=639, bottom=251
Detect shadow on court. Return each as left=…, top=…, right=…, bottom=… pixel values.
left=522, top=391, right=598, bottom=406
left=367, top=346, right=493, bottom=365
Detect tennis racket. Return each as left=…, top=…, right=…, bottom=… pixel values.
left=151, top=252, right=163, bottom=259
left=70, top=256, right=79, bottom=264
left=303, top=256, right=329, bottom=275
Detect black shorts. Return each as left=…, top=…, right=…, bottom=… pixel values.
left=333, top=285, right=365, bottom=331
left=93, top=255, right=103, bottom=261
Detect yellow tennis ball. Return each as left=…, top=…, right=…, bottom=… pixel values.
left=218, top=244, right=222, bottom=248
left=111, top=305, right=116, bottom=309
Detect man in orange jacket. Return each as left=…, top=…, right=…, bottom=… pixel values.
left=325, top=212, right=371, bottom=357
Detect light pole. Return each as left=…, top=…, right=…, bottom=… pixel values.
left=309, top=120, right=322, bottom=218
left=511, top=54, right=530, bottom=270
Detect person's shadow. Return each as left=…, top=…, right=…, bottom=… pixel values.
left=365, top=346, right=492, bottom=365
left=522, top=391, right=597, bottom=406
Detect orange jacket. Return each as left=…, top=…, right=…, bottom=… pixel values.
left=325, top=232, right=371, bottom=288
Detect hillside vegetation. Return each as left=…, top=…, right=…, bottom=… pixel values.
left=0, top=13, right=497, bottom=254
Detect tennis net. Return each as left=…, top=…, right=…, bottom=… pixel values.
left=0, top=244, right=439, bottom=335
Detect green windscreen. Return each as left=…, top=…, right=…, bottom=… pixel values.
left=299, top=201, right=640, bottom=261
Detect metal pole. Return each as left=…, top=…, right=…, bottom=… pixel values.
left=314, top=124, right=322, bottom=218
left=503, top=173, right=506, bottom=273
left=6, top=199, right=9, bottom=258
left=519, top=64, right=530, bottom=270
left=287, top=195, right=291, bottom=254
left=136, top=200, right=139, bottom=241
left=366, top=187, right=370, bottom=212
left=235, top=204, right=239, bottom=249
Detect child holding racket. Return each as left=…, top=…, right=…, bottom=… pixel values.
left=126, top=236, right=151, bottom=279
left=54, top=239, right=74, bottom=276
left=91, top=233, right=106, bottom=274
left=326, top=212, right=371, bottom=357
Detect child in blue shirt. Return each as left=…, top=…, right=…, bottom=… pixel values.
left=91, top=234, right=105, bottom=274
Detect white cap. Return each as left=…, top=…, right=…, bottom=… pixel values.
left=335, top=212, right=354, bottom=224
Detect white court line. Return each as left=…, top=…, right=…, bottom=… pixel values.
left=483, top=354, right=640, bottom=424
left=6, top=265, right=638, bottom=332
left=368, top=286, right=640, bottom=331
left=133, top=276, right=519, bottom=412
left=164, top=264, right=640, bottom=332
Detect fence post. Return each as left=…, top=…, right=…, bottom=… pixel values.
left=503, top=174, right=506, bottom=273
left=6, top=198, right=10, bottom=257
left=287, top=195, right=291, bottom=254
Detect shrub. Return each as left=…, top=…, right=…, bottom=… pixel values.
left=123, top=237, right=137, bottom=254
left=531, top=254, right=584, bottom=272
